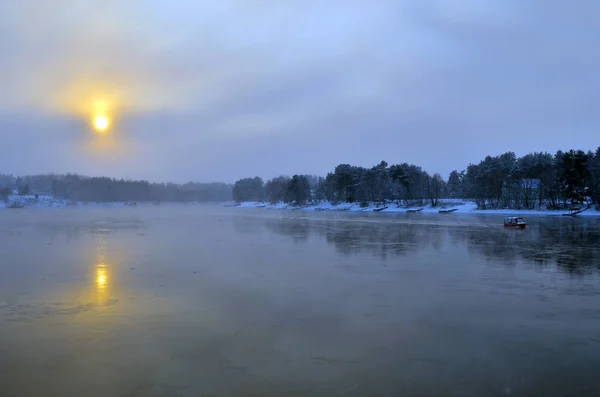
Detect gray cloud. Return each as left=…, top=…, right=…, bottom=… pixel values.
left=0, top=0, right=599, bottom=183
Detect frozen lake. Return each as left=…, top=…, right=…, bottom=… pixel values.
left=1, top=206, right=600, bottom=396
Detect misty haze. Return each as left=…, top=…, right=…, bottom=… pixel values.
left=2, top=1, right=600, bottom=396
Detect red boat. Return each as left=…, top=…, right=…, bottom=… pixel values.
left=504, top=216, right=527, bottom=228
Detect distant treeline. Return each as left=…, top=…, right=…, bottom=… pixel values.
left=233, top=148, right=600, bottom=210
left=0, top=173, right=232, bottom=203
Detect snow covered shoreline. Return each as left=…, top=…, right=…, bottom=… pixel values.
left=3, top=195, right=599, bottom=217
left=0, top=195, right=217, bottom=209
left=231, top=199, right=600, bottom=217
left=0, top=195, right=149, bottom=209
left=0, top=195, right=70, bottom=209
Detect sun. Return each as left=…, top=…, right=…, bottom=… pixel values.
left=93, top=115, right=109, bottom=132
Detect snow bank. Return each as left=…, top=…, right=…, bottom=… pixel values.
left=236, top=201, right=267, bottom=208
left=1, top=195, right=139, bottom=208
left=1, top=195, right=70, bottom=208
left=0, top=198, right=233, bottom=209
left=231, top=200, right=600, bottom=217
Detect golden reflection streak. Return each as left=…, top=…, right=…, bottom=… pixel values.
left=96, top=265, right=108, bottom=290
left=93, top=248, right=110, bottom=302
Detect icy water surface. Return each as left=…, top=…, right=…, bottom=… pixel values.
left=1, top=206, right=600, bottom=396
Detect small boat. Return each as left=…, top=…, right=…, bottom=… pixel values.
left=504, top=216, right=527, bottom=228
left=406, top=208, right=423, bottom=213
left=439, top=208, right=458, bottom=214
left=373, top=206, right=388, bottom=212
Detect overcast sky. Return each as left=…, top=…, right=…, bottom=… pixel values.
left=1, top=1, right=598, bottom=183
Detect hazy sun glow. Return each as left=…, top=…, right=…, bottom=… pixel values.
left=95, top=262, right=108, bottom=289
left=94, top=115, right=109, bottom=132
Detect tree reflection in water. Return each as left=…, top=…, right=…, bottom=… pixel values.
left=256, top=214, right=600, bottom=276
left=457, top=218, right=600, bottom=276
left=261, top=216, right=443, bottom=259
left=263, top=218, right=312, bottom=244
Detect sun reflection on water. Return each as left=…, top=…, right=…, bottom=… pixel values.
left=93, top=248, right=111, bottom=302
left=96, top=265, right=108, bottom=289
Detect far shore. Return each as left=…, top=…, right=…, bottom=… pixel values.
left=230, top=199, right=600, bottom=217
left=3, top=195, right=599, bottom=218
left=0, top=194, right=230, bottom=209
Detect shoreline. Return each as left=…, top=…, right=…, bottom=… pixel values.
left=3, top=195, right=599, bottom=218
left=0, top=195, right=230, bottom=209
left=231, top=200, right=600, bottom=217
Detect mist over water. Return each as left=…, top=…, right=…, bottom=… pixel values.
left=1, top=206, right=599, bottom=396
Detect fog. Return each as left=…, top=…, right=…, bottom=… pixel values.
left=1, top=1, right=599, bottom=182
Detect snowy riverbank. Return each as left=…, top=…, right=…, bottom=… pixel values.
left=0, top=195, right=150, bottom=209
left=3, top=195, right=599, bottom=217
left=0, top=195, right=229, bottom=209
left=0, top=195, right=71, bottom=209
left=231, top=199, right=600, bottom=217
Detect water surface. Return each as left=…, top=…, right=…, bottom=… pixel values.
left=1, top=206, right=600, bottom=396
